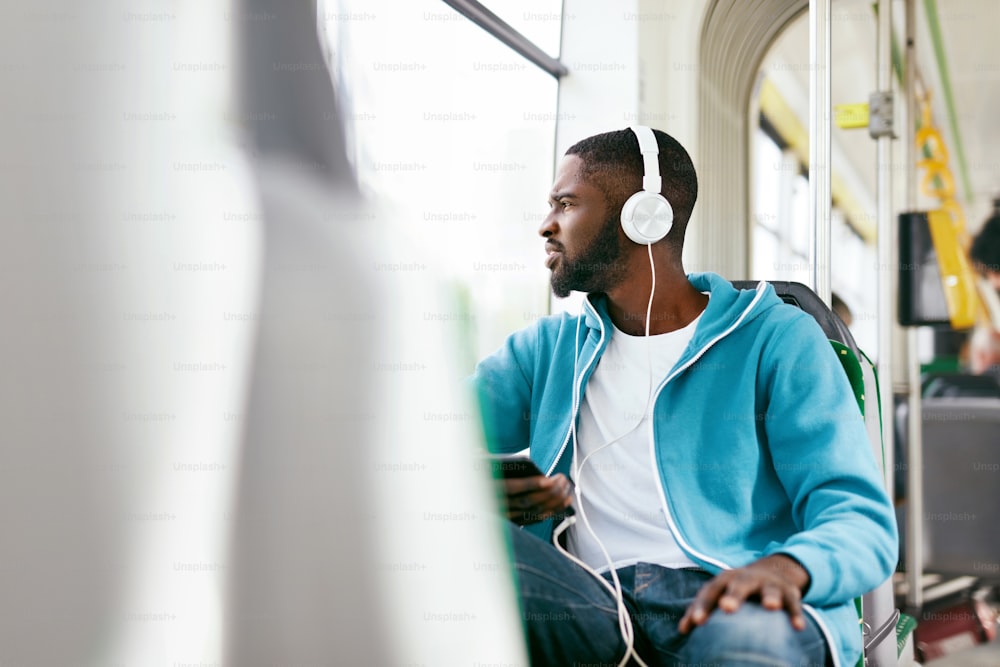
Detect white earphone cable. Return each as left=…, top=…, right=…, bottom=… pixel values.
left=554, top=244, right=657, bottom=667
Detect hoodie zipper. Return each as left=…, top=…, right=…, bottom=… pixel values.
left=642, top=283, right=843, bottom=667
left=545, top=297, right=606, bottom=476
left=645, top=282, right=768, bottom=570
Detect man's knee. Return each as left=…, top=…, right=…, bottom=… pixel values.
left=680, top=604, right=826, bottom=667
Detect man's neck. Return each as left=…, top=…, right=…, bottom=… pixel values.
left=603, top=266, right=709, bottom=336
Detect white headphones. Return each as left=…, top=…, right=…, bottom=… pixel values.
left=620, top=126, right=674, bottom=245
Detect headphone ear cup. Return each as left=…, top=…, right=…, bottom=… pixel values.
left=620, top=192, right=674, bottom=245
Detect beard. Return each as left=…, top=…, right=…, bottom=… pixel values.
left=550, top=211, right=630, bottom=298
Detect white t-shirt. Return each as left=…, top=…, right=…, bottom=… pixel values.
left=566, top=313, right=702, bottom=573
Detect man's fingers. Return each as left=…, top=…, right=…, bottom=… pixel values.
left=506, top=475, right=571, bottom=506
left=678, top=599, right=709, bottom=634
left=509, top=489, right=569, bottom=518
left=504, top=473, right=571, bottom=496
left=718, top=580, right=808, bottom=632
left=787, top=608, right=807, bottom=631
left=503, top=475, right=551, bottom=495
left=780, top=586, right=806, bottom=631
left=760, top=584, right=784, bottom=610
left=679, top=577, right=727, bottom=633
left=677, top=607, right=695, bottom=634
left=716, top=573, right=758, bottom=613
left=504, top=474, right=573, bottom=525
left=680, top=563, right=810, bottom=634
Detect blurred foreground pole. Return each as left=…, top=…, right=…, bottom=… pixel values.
left=226, top=1, right=527, bottom=665
left=0, top=0, right=130, bottom=663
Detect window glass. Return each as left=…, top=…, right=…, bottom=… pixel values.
left=752, top=127, right=782, bottom=232
left=752, top=225, right=779, bottom=280
left=749, top=16, right=881, bottom=358
left=789, top=173, right=810, bottom=257
left=325, top=0, right=561, bottom=367
left=830, top=208, right=878, bottom=353
left=751, top=128, right=814, bottom=284
left=478, top=0, right=565, bottom=58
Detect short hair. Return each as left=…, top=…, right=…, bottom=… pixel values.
left=565, top=128, right=698, bottom=251
left=970, top=214, right=1000, bottom=273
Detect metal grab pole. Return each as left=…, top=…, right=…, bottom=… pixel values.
left=903, top=0, right=924, bottom=613
left=875, top=0, right=895, bottom=501
left=809, top=0, right=832, bottom=305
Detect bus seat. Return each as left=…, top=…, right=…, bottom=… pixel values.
left=921, top=372, right=1000, bottom=398
left=893, top=374, right=1000, bottom=507
left=733, top=281, right=915, bottom=667
left=895, top=397, right=1000, bottom=575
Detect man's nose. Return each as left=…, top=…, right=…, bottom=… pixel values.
left=538, top=212, right=557, bottom=238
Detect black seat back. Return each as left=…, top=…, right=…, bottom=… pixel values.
left=731, top=280, right=861, bottom=358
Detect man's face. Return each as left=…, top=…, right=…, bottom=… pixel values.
left=539, top=155, right=628, bottom=298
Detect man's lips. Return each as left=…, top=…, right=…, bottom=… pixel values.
left=545, top=244, right=563, bottom=268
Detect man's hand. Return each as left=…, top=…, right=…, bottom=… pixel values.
left=678, top=554, right=811, bottom=633
left=503, top=474, right=573, bottom=525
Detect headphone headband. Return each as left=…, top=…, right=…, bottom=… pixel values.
left=630, top=126, right=662, bottom=194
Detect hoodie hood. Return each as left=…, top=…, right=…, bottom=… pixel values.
left=581, top=272, right=780, bottom=374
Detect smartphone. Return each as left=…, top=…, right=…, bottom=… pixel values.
left=488, top=453, right=545, bottom=479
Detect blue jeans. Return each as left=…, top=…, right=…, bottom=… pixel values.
left=510, top=525, right=830, bottom=666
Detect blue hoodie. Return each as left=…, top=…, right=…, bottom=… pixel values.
left=473, top=272, right=898, bottom=667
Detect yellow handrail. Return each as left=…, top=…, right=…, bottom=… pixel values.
left=914, top=93, right=979, bottom=329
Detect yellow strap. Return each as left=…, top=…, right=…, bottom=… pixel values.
left=926, top=209, right=979, bottom=329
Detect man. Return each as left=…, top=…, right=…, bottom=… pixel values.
left=969, top=212, right=1000, bottom=374
left=473, top=128, right=898, bottom=666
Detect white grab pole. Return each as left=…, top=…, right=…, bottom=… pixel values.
left=809, top=0, right=832, bottom=305
left=903, top=0, right=924, bottom=612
